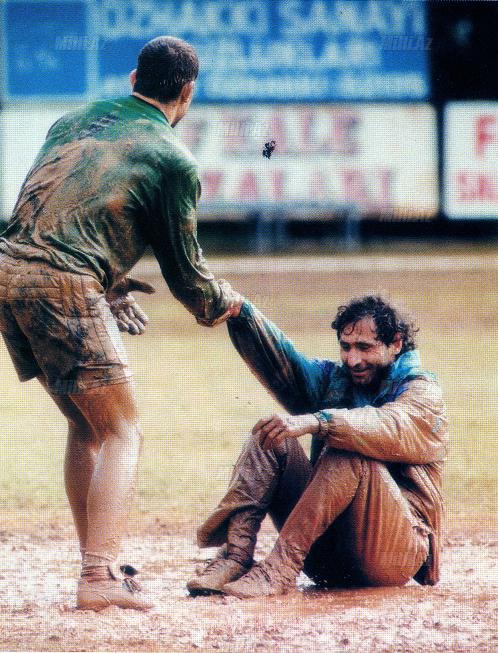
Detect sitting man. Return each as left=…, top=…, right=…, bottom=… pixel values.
left=187, top=295, right=448, bottom=598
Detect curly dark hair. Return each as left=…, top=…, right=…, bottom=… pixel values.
left=331, top=295, right=418, bottom=355
left=134, top=36, right=199, bottom=103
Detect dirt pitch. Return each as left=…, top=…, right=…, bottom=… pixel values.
left=0, top=517, right=497, bottom=653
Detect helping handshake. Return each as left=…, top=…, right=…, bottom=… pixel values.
left=107, top=276, right=244, bottom=335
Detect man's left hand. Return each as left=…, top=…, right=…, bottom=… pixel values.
left=107, top=277, right=156, bottom=335
left=253, top=413, right=320, bottom=450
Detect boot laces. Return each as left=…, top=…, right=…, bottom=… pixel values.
left=123, top=577, right=142, bottom=593
left=202, top=555, right=233, bottom=575
left=239, top=561, right=273, bottom=585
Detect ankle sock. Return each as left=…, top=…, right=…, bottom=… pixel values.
left=81, top=553, right=114, bottom=582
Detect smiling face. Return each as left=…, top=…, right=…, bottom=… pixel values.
left=339, top=317, right=402, bottom=391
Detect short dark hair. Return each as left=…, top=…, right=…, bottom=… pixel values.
left=331, top=295, right=418, bottom=355
left=134, top=36, right=199, bottom=102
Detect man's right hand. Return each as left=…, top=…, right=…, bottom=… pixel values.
left=219, top=278, right=245, bottom=319
left=253, top=413, right=320, bottom=450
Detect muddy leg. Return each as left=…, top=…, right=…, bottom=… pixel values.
left=223, top=449, right=429, bottom=597
left=67, top=381, right=142, bottom=571
left=188, top=433, right=312, bottom=595
left=197, top=431, right=312, bottom=559
left=38, top=375, right=98, bottom=559
left=301, top=452, right=431, bottom=588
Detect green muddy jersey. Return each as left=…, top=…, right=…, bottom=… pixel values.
left=0, top=95, right=230, bottom=324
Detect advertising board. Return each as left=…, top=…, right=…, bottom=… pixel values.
left=1, top=103, right=438, bottom=218
left=175, top=103, right=438, bottom=217
left=3, top=0, right=429, bottom=102
left=444, top=102, right=498, bottom=220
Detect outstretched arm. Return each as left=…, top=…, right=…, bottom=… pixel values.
left=146, top=165, right=239, bottom=327
left=227, top=301, right=336, bottom=414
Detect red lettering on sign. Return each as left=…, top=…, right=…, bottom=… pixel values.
left=298, top=110, right=312, bottom=153
left=330, top=112, right=360, bottom=155
left=270, top=169, right=285, bottom=200
left=342, top=169, right=369, bottom=204
left=475, top=115, right=497, bottom=158
left=341, top=168, right=392, bottom=208
left=236, top=171, right=259, bottom=200
left=267, top=113, right=288, bottom=153
left=200, top=170, right=223, bottom=200
left=297, top=109, right=360, bottom=154
left=309, top=170, right=329, bottom=200
left=456, top=171, right=498, bottom=202
left=222, top=112, right=250, bottom=154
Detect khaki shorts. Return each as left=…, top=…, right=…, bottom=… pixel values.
left=0, top=253, right=132, bottom=395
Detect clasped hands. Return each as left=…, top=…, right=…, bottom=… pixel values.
left=252, top=413, right=320, bottom=450
left=195, top=278, right=244, bottom=326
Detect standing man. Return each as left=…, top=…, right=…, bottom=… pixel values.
left=188, top=295, right=448, bottom=597
left=0, top=36, right=239, bottom=611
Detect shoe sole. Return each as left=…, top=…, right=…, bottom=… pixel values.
left=187, top=586, right=224, bottom=597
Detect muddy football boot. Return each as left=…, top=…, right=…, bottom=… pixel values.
left=221, top=559, right=297, bottom=598
left=187, top=550, right=250, bottom=596
left=77, top=566, right=153, bottom=611
left=221, top=540, right=302, bottom=598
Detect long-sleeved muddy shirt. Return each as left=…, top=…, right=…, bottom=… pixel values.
left=0, top=95, right=230, bottom=324
left=227, top=301, right=449, bottom=585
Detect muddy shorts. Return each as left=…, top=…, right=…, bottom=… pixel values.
left=0, top=253, right=132, bottom=395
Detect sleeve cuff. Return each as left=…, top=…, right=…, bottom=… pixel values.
left=314, top=410, right=331, bottom=438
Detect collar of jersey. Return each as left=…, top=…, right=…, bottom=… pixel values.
left=123, top=94, right=170, bottom=127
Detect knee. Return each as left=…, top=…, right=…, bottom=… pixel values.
left=244, top=430, right=287, bottom=459
left=120, top=418, right=142, bottom=443
left=318, top=448, right=367, bottom=477
left=100, top=416, right=143, bottom=449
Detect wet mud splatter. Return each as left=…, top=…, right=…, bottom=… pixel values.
left=0, top=520, right=496, bottom=653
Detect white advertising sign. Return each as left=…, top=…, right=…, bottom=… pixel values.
left=444, top=102, right=498, bottom=219
left=176, top=104, right=437, bottom=218
left=1, top=106, right=66, bottom=218
left=2, top=103, right=437, bottom=220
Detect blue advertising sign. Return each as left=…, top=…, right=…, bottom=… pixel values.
left=3, top=1, right=88, bottom=97
left=2, top=0, right=429, bottom=102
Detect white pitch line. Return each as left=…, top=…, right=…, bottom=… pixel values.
left=133, top=255, right=498, bottom=277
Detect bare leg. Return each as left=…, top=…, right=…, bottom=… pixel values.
left=38, top=375, right=98, bottom=558
left=67, top=381, right=142, bottom=567
left=38, top=376, right=150, bottom=610
left=64, top=424, right=98, bottom=558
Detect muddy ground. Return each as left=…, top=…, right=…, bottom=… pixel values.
left=0, top=518, right=496, bottom=653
